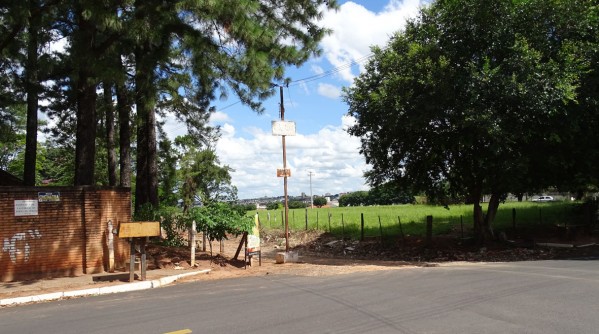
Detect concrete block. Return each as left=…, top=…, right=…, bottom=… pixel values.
left=92, top=272, right=133, bottom=282
left=275, top=251, right=299, bottom=264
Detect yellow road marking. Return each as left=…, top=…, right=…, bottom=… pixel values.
left=164, top=329, right=192, bottom=334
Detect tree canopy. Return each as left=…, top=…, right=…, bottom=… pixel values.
left=344, top=0, right=599, bottom=241
left=0, top=0, right=339, bottom=213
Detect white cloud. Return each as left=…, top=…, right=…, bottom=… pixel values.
left=210, top=111, right=232, bottom=123
left=220, top=123, right=236, bottom=138
left=319, top=0, right=424, bottom=82
left=216, top=116, right=369, bottom=199
left=317, top=83, right=342, bottom=99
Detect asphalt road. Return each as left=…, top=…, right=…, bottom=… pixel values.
left=2, top=259, right=599, bottom=334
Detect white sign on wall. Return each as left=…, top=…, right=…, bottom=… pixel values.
left=272, top=121, right=296, bottom=136
left=14, top=200, right=38, bottom=216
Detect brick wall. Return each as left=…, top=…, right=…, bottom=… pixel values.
left=0, top=186, right=131, bottom=282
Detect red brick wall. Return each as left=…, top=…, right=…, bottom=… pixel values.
left=0, top=186, right=131, bottom=282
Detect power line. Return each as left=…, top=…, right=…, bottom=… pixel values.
left=288, top=52, right=375, bottom=87
left=168, top=53, right=377, bottom=132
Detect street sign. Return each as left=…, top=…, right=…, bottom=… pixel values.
left=277, top=168, right=291, bottom=177
left=272, top=121, right=296, bottom=136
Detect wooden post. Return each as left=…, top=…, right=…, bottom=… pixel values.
left=360, top=213, right=365, bottom=241
left=426, top=215, right=433, bottom=247
left=190, top=220, right=196, bottom=267
left=234, top=232, right=247, bottom=260
left=341, top=213, right=345, bottom=240
left=129, top=238, right=135, bottom=282
left=328, top=212, right=331, bottom=233
left=316, top=211, right=319, bottom=230
left=378, top=216, right=383, bottom=244
left=305, top=208, right=308, bottom=230
left=512, top=208, right=516, bottom=232
left=398, top=216, right=405, bottom=245
left=140, top=237, right=147, bottom=281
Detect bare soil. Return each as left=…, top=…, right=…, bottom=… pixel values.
left=147, top=227, right=599, bottom=282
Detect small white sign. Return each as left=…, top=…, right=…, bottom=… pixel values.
left=272, top=121, right=296, bottom=136
left=14, top=200, right=39, bottom=216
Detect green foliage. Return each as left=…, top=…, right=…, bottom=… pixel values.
left=313, top=196, right=327, bottom=208
left=266, top=202, right=280, bottom=210
left=189, top=202, right=254, bottom=254
left=38, top=140, right=75, bottom=185
left=134, top=202, right=254, bottom=248
left=231, top=203, right=257, bottom=214
left=260, top=201, right=582, bottom=240
left=0, top=104, right=26, bottom=171
left=176, top=135, right=235, bottom=211
left=367, top=182, right=415, bottom=205
left=343, top=0, right=599, bottom=239
left=339, top=191, right=369, bottom=207
left=157, top=135, right=179, bottom=207
left=288, top=200, right=308, bottom=209
left=1, top=0, right=340, bottom=206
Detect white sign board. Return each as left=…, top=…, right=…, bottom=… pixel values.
left=14, top=200, right=39, bottom=216
left=272, top=121, right=296, bottom=136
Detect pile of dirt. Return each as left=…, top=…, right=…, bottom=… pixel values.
left=146, top=228, right=599, bottom=279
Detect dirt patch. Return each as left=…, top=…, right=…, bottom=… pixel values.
left=149, top=227, right=599, bottom=282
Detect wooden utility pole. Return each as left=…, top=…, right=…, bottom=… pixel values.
left=280, top=86, right=290, bottom=252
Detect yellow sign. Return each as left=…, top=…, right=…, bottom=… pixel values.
left=247, top=213, right=261, bottom=253
left=118, top=221, right=161, bottom=238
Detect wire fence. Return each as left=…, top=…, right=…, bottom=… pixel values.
left=255, top=202, right=595, bottom=241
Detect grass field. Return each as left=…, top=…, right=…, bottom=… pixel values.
left=255, top=201, right=584, bottom=239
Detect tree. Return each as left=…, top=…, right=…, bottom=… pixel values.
left=2, top=1, right=339, bottom=212
left=313, top=196, right=327, bottom=208
left=176, top=135, right=235, bottom=213
left=339, top=191, right=369, bottom=207
left=0, top=105, right=26, bottom=171
left=266, top=202, right=280, bottom=210
left=129, top=0, right=339, bottom=212
left=368, top=182, right=415, bottom=205
left=344, top=0, right=597, bottom=242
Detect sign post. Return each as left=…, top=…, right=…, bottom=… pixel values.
left=273, top=86, right=296, bottom=252
left=117, top=221, right=161, bottom=282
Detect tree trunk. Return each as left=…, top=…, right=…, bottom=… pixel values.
left=23, top=0, right=39, bottom=186
left=471, top=187, right=499, bottom=244
left=134, top=45, right=159, bottom=211
left=73, top=5, right=97, bottom=186
left=116, top=80, right=131, bottom=187
left=134, top=85, right=149, bottom=210
left=483, top=193, right=500, bottom=239
left=104, top=83, right=117, bottom=186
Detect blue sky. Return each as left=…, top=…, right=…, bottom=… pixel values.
left=165, top=0, right=427, bottom=199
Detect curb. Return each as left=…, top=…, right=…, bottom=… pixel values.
left=0, top=269, right=211, bottom=307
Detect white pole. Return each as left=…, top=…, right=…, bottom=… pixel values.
left=308, top=171, right=314, bottom=208
left=107, top=220, right=114, bottom=273
left=190, top=220, right=196, bottom=267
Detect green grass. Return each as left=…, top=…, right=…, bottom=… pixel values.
left=254, top=201, right=584, bottom=240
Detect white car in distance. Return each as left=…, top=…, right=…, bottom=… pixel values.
left=532, top=196, right=554, bottom=202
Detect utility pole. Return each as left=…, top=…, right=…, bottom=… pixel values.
left=308, top=171, right=314, bottom=208
left=280, top=86, right=290, bottom=253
